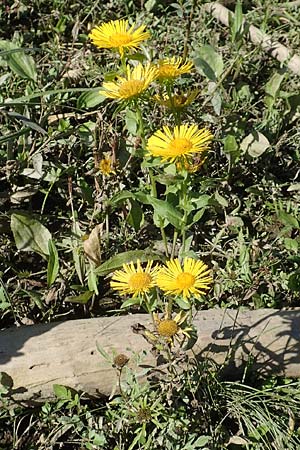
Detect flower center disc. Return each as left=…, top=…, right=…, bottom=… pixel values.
left=157, top=319, right=178, bottom=337
left=128, top=272, right=151, bottom=290
left=119, top=80, right=144, bottom=98
left=109, top=33, right=133, bottom=46
left=176, top=272, right=195, bottom=289
left=158, top=64, right=176, bottom=78
left=169, top=138, right=192, bottom=155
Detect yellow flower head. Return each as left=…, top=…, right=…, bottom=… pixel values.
left=153, top=308, right=192, bottom=345
left=155, top=57, right=193, bottom=81
left=146, top=124, right=213, bottom=164
left=156, top=257, right=212, bottom=300
left=100, top=63, right=157, bottom=101
left=110, top=259, right=160, bottom=297
left=89, top=19, right=150, bottom=56
left=99, top=157, right=115, bottom=176
left=154, top=90, right=199, bottom=109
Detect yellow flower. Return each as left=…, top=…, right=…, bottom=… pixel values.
left=99, top=157, right=115, bottom=176
left=100, top=63, right=157, bottom=101
left=156, top=258, right=212, bottom=300
left=146, top=124, right=213, bottom=164
left=155, top=57, right=193, bottom=81
left=153, top=309, right=192, bottom=344
left=89, top=19, right=150, bottom=56
left=110, top=259, right=160, bottom=297
left=154, top=90, right=199, bottom=109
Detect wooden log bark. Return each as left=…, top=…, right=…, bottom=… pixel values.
left=1, top=309, right=300, bottom=404
left=204, top=2, right=300, bottom=75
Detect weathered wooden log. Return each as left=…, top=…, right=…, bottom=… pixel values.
left=1, top=309, right=300, bottom=404
left=204, top=2, right=300, bottom=75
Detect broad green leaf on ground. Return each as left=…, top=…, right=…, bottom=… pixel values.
left=95, top=249, right=164, bottom=276
left=11, top=212, right=52, bottom=258
left=240, top=131, right=270, bottom=157
left=77, top=89, right=106, bottom=108
left=53, top=384, right=76, bottom=400
left=277, top=210, right=299, bottom=229
left=0, top=41, right=37, bottom=81
left=264, top=70, right=285, bottom=108
left=193, top=45, right=224, bottom=81
left=223, top=134, right=240, bottom=163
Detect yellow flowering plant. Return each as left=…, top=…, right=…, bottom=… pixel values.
left=89, top=16, right=215, bottom=352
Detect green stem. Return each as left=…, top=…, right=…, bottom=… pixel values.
left=120, top=52, right=127, bottom=74
left=179, top=176, right=189, bottom=257
left=171, top=230, right=178, bottom=259
left=166, top=297, right=173, bottom=319
left=135, top=100, right=145, bottom=146
left=166, top=83, right=181, bottom=126
left=144, top=293, right=155, bottom=325
left=135, top=101, right=170, bottom=257
left=160, top=221, right=170, bottom=258
left=105, top=211, right=110, bottom=249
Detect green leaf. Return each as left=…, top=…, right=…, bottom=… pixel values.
left=288, top=271, right=300, bottom=292
left=77, top=89, right=106, bottom=108
left=127, top=199, right=144, bottom=231
left=88, top=268, right=99, bottom=295
left=125, top=109, right=138, bottom=135
left=145, top=0, right=157, bottom=11
left=223, top=134, right=241, bottom=166
left=223, top=134, right=238, bottom=154
left=277, top=211, right=299, bottom=229
left=47, top=240, right=59, bottom=286
left=193, top=45, right=224, bottom=81
left=0, top=40, right=37, bottom=81
left=95, top=249, right=163, bottom=276
left=175, top=296, right=190, bottom=310
left=214, top=191, right=228, bottom=208
left=240, top=131, right=270, bottom=158
left=64, top=291, right=93, bottom=304
left=135, top=193, right=183, bottom=229
left=0, top=278, right=11, bottom=311
left=192, top=208, right=206, bottom=223
left=3, top=110, right=47, bottom=134
left=284, top=238, right=298, bottom=252
left=53, top=384, right=77, bottom=400
left=191, top=194, right=211, bottom=209
left=287, top=183, right=300, bottom=191
left=11, top=212, right=52, bottom=258
left=230, top=0, right=244, bottom=43
left=2, top=87, right=98, bottom=105
left=121, top=297, right=142, bottom=308
left=265, top=71, right=285, bottom=108
left=193, top=435, right=211, bottom=447
left=110, top=190, right=135, bottom=206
